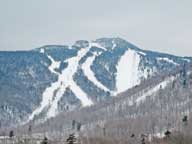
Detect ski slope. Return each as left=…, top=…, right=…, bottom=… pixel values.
left=29, top=45, right=93, bottom=120
left=116, top=49, right=141, bottom=93
left=82, top=52, right=109, bottom=92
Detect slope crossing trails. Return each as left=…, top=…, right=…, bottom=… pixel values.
left=29, top=46, right=93, bottom=121
left=47, top=46, right=94, bottom=118
left=135, top=76, right=175, bottom=105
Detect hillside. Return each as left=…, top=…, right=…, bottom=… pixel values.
left=7, top=65, right=191, bottom=143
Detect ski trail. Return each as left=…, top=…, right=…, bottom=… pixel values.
left=82, top=52, right=109, bottom=91
left=135, top=76, right=175, bottom=105
left=28, top=53, right=61, bottom=121
left=47, top=48, right=93, bottom=117
left=47, top=55, right=61, bottom=74
left=70, top=81, right=93, bottom=107
left=91, top=42, right=107, bottom=51
left=116, top=49, right=141, bottom=93
left=29, top=45, right=94, bottom=120
left=112, top=40, right=117, bottom=50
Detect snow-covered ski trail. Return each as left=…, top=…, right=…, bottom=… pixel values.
left=28, top=45, right=93, bottom=121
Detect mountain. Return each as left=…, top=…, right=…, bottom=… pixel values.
left=21, top=66, right=192, bottom=141
left=0, top=37, right=191, bottom=127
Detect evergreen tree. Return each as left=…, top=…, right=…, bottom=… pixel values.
left=141, top=134, right=146, bottom=144
left=182, top=115, right=188, bottom=126
left=41, top=136, right=48, bottom=144
left=164, top=130, right=171, bottom=138
left=130, top=133, right=135, bottom=138
left=141, top=137, right=145, bottom=144
left=66, top=133, right=76, bottom=144
left=9, top=130, right=14, bottom=138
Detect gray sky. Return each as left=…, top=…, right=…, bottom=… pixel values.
left=0, top=0, right=191, bottom=56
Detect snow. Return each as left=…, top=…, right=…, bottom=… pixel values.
left=91, top=42, right=107, bottom=51
left=47, top=47, right=93, bottom=117
left=140, top=67, right=156, bottom=80
left=46, top=84, right=66, bottom=118
left=116, top=49, right=141, bottom=93
left=137, top=51, right=146, bottom=56
left=153, top=133, right=165, bottom=138
left=136, top=80, right=168, bottom=104
left=148, top=132, right=166, bottom=141
left=28, top=54, right=61, bottom=120
left=82, top=52, right=109, bottom=92
left=47, top=55, right=61, bottom=74
left=183, top=58, right=190, bottom=63
left=136, top=76, right=174, bottom=104
left=40, top=48, right=45, bottom=54
left=28, top=45, right=93, bottom=120
left=157, top=57, right=179, bottom=65
left=0, top=136, right=10, bottom=139
left=70, top=81, right=93, bottom=107
left=112, top=40, right=117, bottom=50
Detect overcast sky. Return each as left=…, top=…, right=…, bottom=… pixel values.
left=0, top=0, right=191, bottom=56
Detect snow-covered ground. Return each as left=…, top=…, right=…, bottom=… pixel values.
left=91, top=42, right=107, bottom=51
left=28, top=53, right=62, bottom=121
left=116, top=49, right=141, bottom=93
left=40, top=48, right=45, bottom=54
left=136, top=76, right=174, bottom=105
left=183, top=58, right=191, bottom=63
left=157, top=57, right=179, bottom=65
left=112, top=40, right=117, bottom=50
left=82, top=52, right=109, bottom=92
left=137, top=51, right=146, bottom=56
left=47, top=55, right=61, bottom=74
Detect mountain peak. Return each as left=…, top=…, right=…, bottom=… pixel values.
left=73, top=40, right=89, bottom=48
left=94, top=37, right=141, bottom=51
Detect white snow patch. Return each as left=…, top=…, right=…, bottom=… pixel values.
left=141, top=67, right=155, bottom=79
left=91, top=42, right=107, bottom=51
left=0, top=136, right=10, bottom=139
left=112, top=40, right=117, bottom=50
left=183, top=58, right=190, bottom=63
left=157, top=57, right=179, bottom=65
left=40, top=48, right=45, bottom=54
left=148, top=132, right=166, bottom=141
left=82, top=52, right=109, bottom=91
left=116, top=49, right=141, bottom=93
left=137, top=51, right=146, bottom=56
